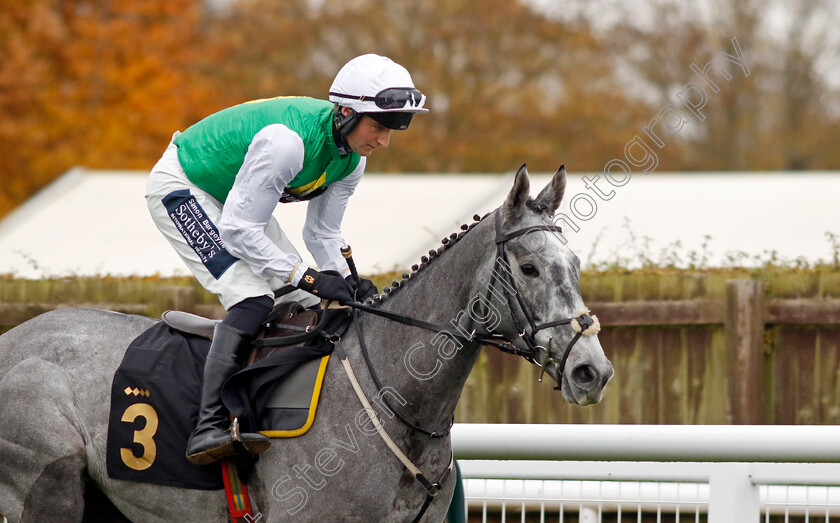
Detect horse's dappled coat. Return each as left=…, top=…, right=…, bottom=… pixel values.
left=0, top=165, right=612, bottom=522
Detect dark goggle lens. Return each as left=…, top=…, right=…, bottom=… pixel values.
left=375, top=88, right=423, bottom=109
left=368, top=111, right=415, bottom=130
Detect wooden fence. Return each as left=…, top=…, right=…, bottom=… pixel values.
left=0, top=278, right=225, bottom=327
left=2, top=270, right=840, bottom=425
left=456, top=270, right=840, bottom=426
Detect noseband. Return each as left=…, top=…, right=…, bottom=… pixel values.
left=480, top=211, right=599, bottom=389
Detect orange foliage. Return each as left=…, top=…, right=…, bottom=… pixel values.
left=1, top=0, right=839, bottom=219
left=0, top=0, right=233, bottom=217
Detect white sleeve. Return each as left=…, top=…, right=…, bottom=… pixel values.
left=219, top=124, right=310, bottom=284
left=303, top=156, right=366, bottom=277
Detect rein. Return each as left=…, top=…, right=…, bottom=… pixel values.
left=343, top=210, right=599, bottom=399
left=275, top=210, right=600, bottom=521
left=350, top=305, right=454, bottom=438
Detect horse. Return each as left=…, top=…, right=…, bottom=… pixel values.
left=0, top=165, right=613, bottom=522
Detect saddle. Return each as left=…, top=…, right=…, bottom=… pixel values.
left=160, top=301, right=320, bottom=364
left=106, top=301, right=346, bottom=490
left=161, top=301, right=335, bottom=437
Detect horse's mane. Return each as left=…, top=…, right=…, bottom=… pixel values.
left=363, top=212, right=488, bottom=307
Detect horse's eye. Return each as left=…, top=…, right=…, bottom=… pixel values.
left=520, top=263, right=540, bottom=277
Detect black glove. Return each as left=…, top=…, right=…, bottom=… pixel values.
left=296, top=268, right=354, bottom=303
left=346, top=276, right=378, bottom=301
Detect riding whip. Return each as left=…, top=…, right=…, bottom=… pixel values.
left=340, top=245, right=360, bottom=284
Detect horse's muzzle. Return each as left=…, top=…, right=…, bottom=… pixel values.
left=562, top=360, right=614, bottom=405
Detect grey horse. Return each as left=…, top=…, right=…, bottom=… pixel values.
left=0, top=165, right=613, bottom=522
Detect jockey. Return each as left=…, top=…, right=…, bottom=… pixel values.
left=145, top=54, right=428, bottom=465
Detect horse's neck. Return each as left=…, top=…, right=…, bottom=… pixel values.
left=354, top=221, right=492, bottom=431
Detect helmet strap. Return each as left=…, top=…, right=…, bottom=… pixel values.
left=332, top=105, right=359, bottom=155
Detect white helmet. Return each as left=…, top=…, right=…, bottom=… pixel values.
left=329, top=54, right=427, bottom=133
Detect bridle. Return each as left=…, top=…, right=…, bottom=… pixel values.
left=344, top=209, right=599, bottom=428
left=335, top=209, right=599, bottom=522
left=481, top=210, right=599, bottom=389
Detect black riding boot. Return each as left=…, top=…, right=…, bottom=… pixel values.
left=186, top=323, right=270, bottom=465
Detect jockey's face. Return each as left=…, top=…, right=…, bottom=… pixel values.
left=344, top=108, right=392, bottom=156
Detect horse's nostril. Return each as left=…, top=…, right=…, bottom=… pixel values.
left=572, top=364, right=598, bottom=385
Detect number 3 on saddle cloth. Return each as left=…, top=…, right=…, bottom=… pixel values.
left=105, top=302, right=351, bottom=489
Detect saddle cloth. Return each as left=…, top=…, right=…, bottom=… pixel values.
left=105, top=307, right=348, bottom=489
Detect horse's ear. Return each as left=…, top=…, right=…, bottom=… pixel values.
left=534, top=165, right=567, bottom=215
left=505, top=164, right=531, bottom=213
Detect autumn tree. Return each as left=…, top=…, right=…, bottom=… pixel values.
left=0, top=0, right=228, bottom=218
left=607, top=0, right=840, bottom=170
left=3, top=0, right=839, bottom=220
left=205, top=0, right=652, bottom=174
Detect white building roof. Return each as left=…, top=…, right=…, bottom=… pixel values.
left=0, top=167, right=838, bottom=278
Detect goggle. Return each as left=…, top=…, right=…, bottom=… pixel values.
left=329, top=87, right=424, bottom=110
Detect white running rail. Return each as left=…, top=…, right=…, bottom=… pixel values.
left=450, top=424, right=840, bottom=523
